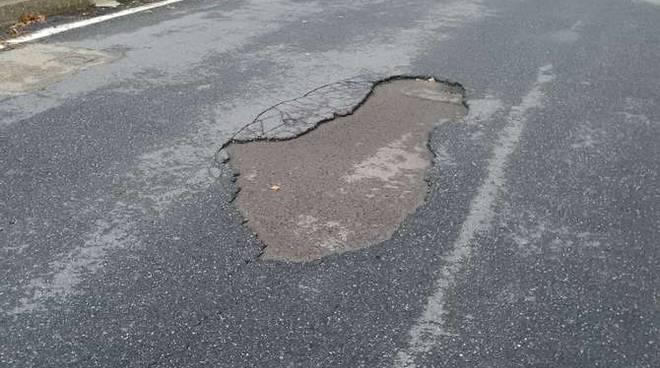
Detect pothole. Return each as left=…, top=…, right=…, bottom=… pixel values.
left=0, top=44, right=115, bottom=96
left=226, top=77, right=466, bottom=261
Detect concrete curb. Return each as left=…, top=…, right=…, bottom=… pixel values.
left=0, top=0, right=90, bottom=27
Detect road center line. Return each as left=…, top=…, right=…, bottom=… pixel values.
left=393, top=64, right=555, bottom=368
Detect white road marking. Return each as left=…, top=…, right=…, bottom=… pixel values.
left=1, top=0, right=186, bottom=47
left=392, top=64, right=555, bottom=368
left=463, top=96, right=504, bottom=126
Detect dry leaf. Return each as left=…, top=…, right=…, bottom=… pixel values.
left=8, top=12, right=46, bottom=37
left=19, top=12, right=46, bottom=24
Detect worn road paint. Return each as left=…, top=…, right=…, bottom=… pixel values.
left=227, top=79, right=466, bottom=261
left=0, top=44, right=114, bottom=96
left=393, top=65, right=555, bottom=368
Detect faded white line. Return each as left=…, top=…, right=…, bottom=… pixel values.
left=2, top=0, right=186, bottom=46
left=393, top=64, right=555, bottom=368
left=464, top=96, right=504, bottom=126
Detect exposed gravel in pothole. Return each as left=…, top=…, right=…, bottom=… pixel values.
left=227, top=78, right=466, bottom=261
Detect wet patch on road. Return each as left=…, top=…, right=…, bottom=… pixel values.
left=0, top=44, right=115, bottom=96
left=225, top=78, right=466, bottom=261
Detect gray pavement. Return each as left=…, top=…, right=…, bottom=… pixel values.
left=1, top=0, right=659, bottom=366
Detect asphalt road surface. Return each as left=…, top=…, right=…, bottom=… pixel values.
left=1, top=0, right=659, bottom=366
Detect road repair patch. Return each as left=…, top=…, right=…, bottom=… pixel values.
left=226, top=78, right=466, bottom=261
left=0, top=44, right=114, bottom=96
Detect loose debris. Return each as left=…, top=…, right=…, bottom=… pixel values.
left=8, top=12, right=46, bottom=37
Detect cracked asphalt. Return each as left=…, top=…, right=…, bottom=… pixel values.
left=1, top=0, right=659, bottom=367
